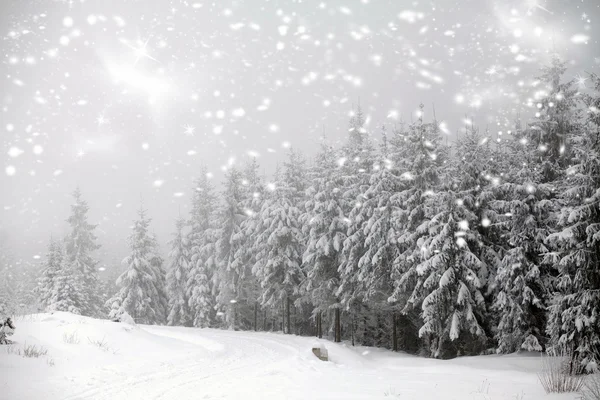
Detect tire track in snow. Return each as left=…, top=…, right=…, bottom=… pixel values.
left=149, top=330, right=302, bottom=400
left=60, top=329, right=302, bottom=400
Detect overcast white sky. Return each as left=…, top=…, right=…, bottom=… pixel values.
left=1, top=0, right=598, bottom=268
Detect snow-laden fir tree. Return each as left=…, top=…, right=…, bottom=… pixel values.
left=413, top=191, right=487, bottom=358
left=232, top=158, right=266, bottom=330
left=214, top=167, right=248, bottom=329
left=299, top=138, right=345, bottom=338
left=36, top=236, right=63, bottom=311
left=491, top=58, right=580, bottom=354
left=490, top=131, right=551, bottom=353
left=340, top=126, right=402, bottom=348
left=187, top=169, right=218, bottom=328
left=545, top=73, right=600, bottom=372
left=451, top=127, right=501, bottom=346
left=528, top=56, right=579, bottom=182
left=107, top=207, right=168, bottom=325
left=337, top=106, right=376, bottom=342
left=387, top=107, right=447, bottom=336
left=65, top=188, right=101, bottom=316
left=47, top=239, right=84, bottom=314
left=166, top=216, right=191, bottom=326
left=253, top=150, right=307, bottom=334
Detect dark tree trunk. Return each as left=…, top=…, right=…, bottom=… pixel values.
left=286, top=297, right=291, bottom=334
left=254, top=302, right=258, bottom=332
left=319, top=311, right=323, bottom=338
left=293, top=303, right=297, bottom=335
left=281, top=301, right=285, bottom=332
left=335, top=308, right=341, bottom=343
left=392, top=312, right=398, bottom=352
left=263, top=309, right=267, bottom=331
left=351, top=310, right=355, bottom=346
left=316, top=311, right=322, bottom=338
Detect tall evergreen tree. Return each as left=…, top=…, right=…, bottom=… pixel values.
left=254, top=150, right=307, bottom=334
left=65, top=188, right=101, bottom=316
left=37, top=236, right=63, bottom=311
left=299, top=139, right=345, bottom=338
left=492, top=58, right=580, bottom=354
left=545, top=73, right=600, bottom=372
left=491, top=131, right=551, bottom=353
left=214, top=167, right=247, bottom=329
left=415, top=192, right=487, bottom=358
left=387, top=107, right=447, bottom=344
left=47, top=240, right=84, bottom=314
left=337, top=106, right=376, bottom=342
left=452, top=128, right=501, bottom=349
left=341, top=126, right=402, bottom=348
left=187, top=169, right=219, bottom=328
left=233, top=158, right=266, bottom=331
left=166, top=216, right=191, bottom=326
left=107, top=207, right=168, bottom=325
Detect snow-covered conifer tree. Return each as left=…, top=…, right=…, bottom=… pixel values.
left=107, top=207, right=168, bottom=325
left=337, top=106, right=376, bottom=342
left=413, top=191, right=487, bottom=358
left=37, top=236, right=63, bottom=311
left=65, top=188, right=101, bottom=316
left=491, top=145, right=551, bottom=353
left=232, top=158, right=266, bottom=330
left=166, top=217, right=191, bottom=326
left=187, top=169, right=218, bottom=328
left=299, top=138, right=345, bottom=338
left=48, top=240, right=84, bottom=314
left=387, top=107, right=446, bottom=316
left=253, top=150, right=307, bottom=334
left=492, top=58, right=580, bottom=354
left=214, top=167, right=247, bottom=329
left=545, top=73, right=600, bottom=372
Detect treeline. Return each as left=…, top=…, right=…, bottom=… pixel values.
left=36, top=58, right=600, bottom=371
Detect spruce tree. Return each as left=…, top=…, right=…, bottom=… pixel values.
left=452, top=127, right=501, bottom=350
left=253, top=150, right=306, bottom=334
left=107, top=207, right=168, bottom=325
left=233, top=158, right=266, bottom=331
left=342, top=126, right=402, bottom=348
left=48, top=240, right=84, bottom=314
left=545, top=73, right=600, bottom=372
left=214, top=167, right=247, bottom=329
left=65, top=188, right=101, bottom=316
left=492, top=58, right=579, bottom=354
left=187, top=169, right=218, bottom=328
left=166, top=217, right=191, bottom=326
left=299, top=139, right=345, bottom=338
left=416, top=192, right=487, bottom=358
left=337, top=106, right=376, bottom=342
left=387, top=106, right=447, bottom=348
left=37, top=237, right=63, bottom=311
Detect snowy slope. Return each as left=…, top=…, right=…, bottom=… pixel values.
left=0, top=312, right=578, bottom=400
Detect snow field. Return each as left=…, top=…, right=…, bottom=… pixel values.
left=0, top=312, right=578, bottom=400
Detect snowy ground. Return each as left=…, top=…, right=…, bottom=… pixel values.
left=0, top=313, right=578, bottom=400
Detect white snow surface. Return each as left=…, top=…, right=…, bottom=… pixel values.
left=0, top=312, right=578, bottom=400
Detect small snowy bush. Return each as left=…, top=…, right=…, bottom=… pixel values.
left=88, top=336, right=110, bottom=351
left=538, top=348, right=585, bottom=393
left=62, top=331, right=80, bottom=344
left=22, top=344, right=48, bottom=358
left=119, top=311, right=136, bottom=326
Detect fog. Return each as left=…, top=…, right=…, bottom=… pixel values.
left=1, top=0, right=597, bottom=269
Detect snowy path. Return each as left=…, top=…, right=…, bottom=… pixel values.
left=0, top=313, right=579, bottom=400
